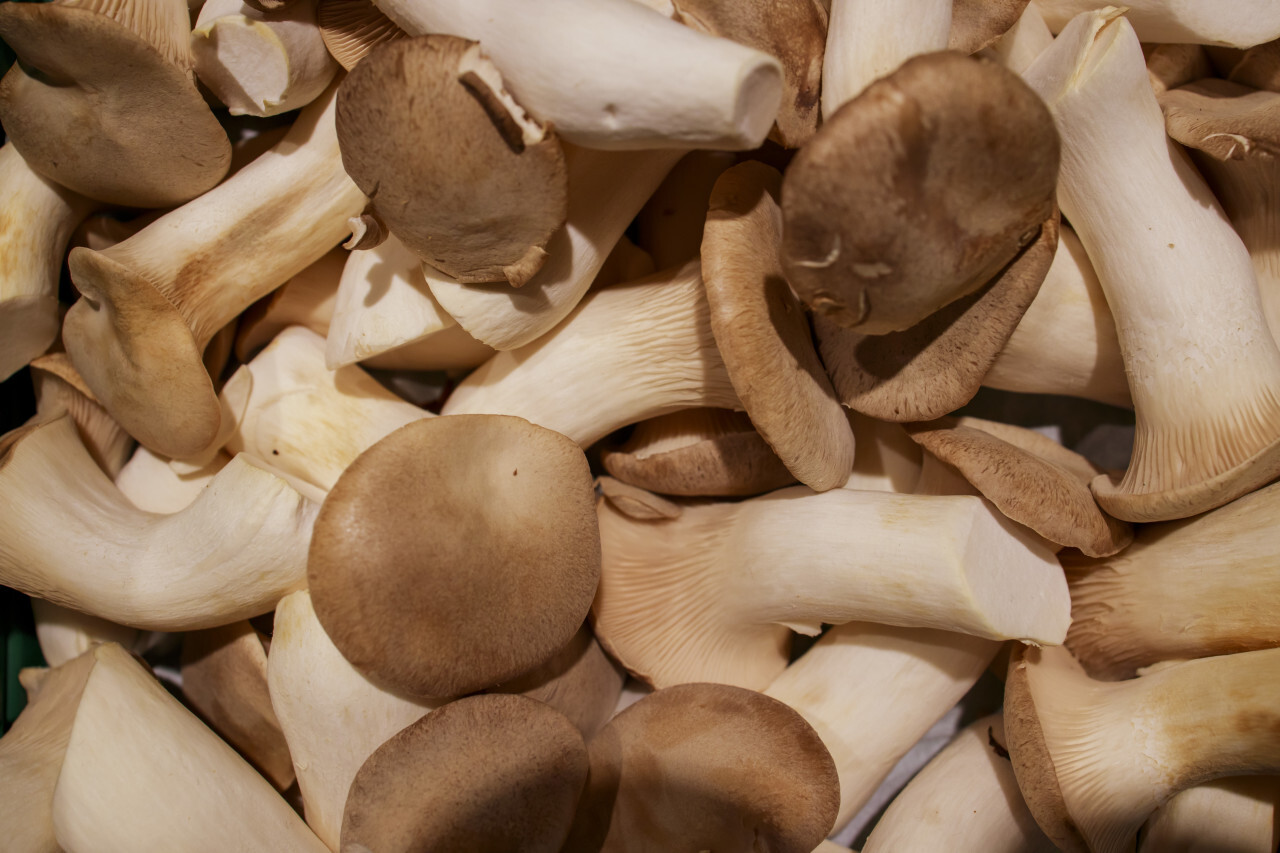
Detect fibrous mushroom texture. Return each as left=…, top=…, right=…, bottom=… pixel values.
left=782, top=50, right=1059, bottom=335
left=307, top=414, right=600, bottom=698
left=336, top=35, right=569, bottom=288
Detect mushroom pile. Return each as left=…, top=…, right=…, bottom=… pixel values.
left=3, top=0, right=1280, bottom=850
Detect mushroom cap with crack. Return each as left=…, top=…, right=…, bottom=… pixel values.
left=781, top=50, right=1059, bottom=335
left=336, top=34, right=568, bottom=287
left=307, top=414, right=600, bottom=698
left=341, top=693, right=589, bottom=853
left=566, top=682, right=839, bottom=852
left=0, top=0, right=230, bottom=207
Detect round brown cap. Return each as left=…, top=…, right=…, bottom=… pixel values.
left=781, top=50, right=1059, bottom=335
left=308, top=414, right=601, bottom=698
left=342, top=693, right=589, bottom=853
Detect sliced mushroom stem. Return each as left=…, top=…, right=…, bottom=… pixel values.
left=63, top=81, right=368, bottom=459
left=1031, top=0, right=1280, bottom=48
left=442, top=260, right=740, bottom=447
left=764, top=623, right=998, bottom=829
left=369, top=0, right=783, bottom=149
left=1006, top=644, right=1280, bottom=853
left=0, top=143, right=95, bottom=381
left=0, top=415, right=318, bottom=630
left=593, top=485, right=1069, bottom=689
left=862, top=713, right=1057, bottom=853
left=192, top=0, right=338, bottom=116
left=821, top=0, right=952, bottom=118
left=1022, top=10, right=1280, bottom=522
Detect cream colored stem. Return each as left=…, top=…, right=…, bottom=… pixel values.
left=765, top=623, right=997, bottom=829
left=1023, top=11, right=1280, bottom=521
left=427, top=146, right=682, bottom=351
left=30, top=599, right=139, bottom=669
left=1032, top=0, right=1280, bottom=47
left=369, top=0, right=782, bottom=149
left=442, top=261, right=740, bottom=447
left=193, top=0, right=338, bottom=117
left=862, top=713, right=1057, bottom=853
left=821, top=0, right=952, bottom=119
left=269, top=590, right=439, bottom=851
left=1139, top=777, right=1280, bottom=853
left=984, top=225, right=1131, bottom=408
left=51, top=644, right=330, bottom=852
left=0, top=143, right=94, bottom=381
left=0, top=416, right=317, bottom=630
left=985, top=2, right=1054, bottom=75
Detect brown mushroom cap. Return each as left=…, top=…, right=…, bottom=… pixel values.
left=949, top=0, right=1031, bottom=54
left=567, top=682, right=839, bottom=853
left=336, top=35, right=568, bottom=287
left=316, top=0, right=406, bottom=71
left=670, top=0, right=827, bottom=147
left=781, top=50, right=1059, bottom=335
left=904, top=416, right=1133, bottom=557
left=0, top=1, right=230, bottom=207
left=702, top=160, right=854, bottom=491
left=815, top=212, right=1059, bottom=421
left=307, top=414, right=601, bottom=698
left=600, top=408, right=796, bottom=497
left=1161, top=77, right=1280, bottom=159
left=341, top=693, right=589, bottom=853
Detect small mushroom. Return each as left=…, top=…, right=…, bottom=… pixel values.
left=341, top=694, right=589, bottom=852
left=307, top=414, right=600, bottom=698
left=336, top=35, right=568, bottom=287
left=784, top=50, right=1060, bottom=335
left=0, top=0, right=232, bottom=207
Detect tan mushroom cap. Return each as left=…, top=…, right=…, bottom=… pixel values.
left=307, top=414, right=600, bottom=698
left=781, top=50, right=1059, bottom=335
left=29, top=353, right=133, bottom=478
left=1161, top=77, right=1280, bottom=159
left=904, top=417, right=1133, bottom=557
left=815, top=212, right=1058, bottom=421
left=670, top=0, right=826, bottom=148
left=949, top=0, right=1031, bottom=54
left=0, top=0, right=230, bottom=207
left=316, top=0, right=406, bottom=70
left=600, top=408, right=796, bottom=497
left=342, top=693, right=588, bottom=853
left=702, top=160, right=854, bottom=491
left=567, top=682, right=838, bottom=853
left=336, top=35, right=568, bottom=287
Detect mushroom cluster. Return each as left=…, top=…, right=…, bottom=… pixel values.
left=2, top=0, right=1280, bottom=851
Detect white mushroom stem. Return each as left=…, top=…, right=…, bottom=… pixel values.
left=327, top=233, right=478, bottom=369
left=861, top=713, right=1058, bottom=853
left=114, top=446, right=231, bottom=513
left=0, top=416, right=318, bottom=630
left=820, top=0, right=952, bottom=119
left=268, top=590, right=440, bottom=851
left=442, top=260, right=739, bottom=447
left=764, top=623, right=998, bottom=829
left=192, top=0, right=338, bottom=116
left=48, top=644, right=330, bottom=853
left=0, top=143, right=94, bottom=381
left=236, top=246, right=344, bottom=361
left=30, top=599, right=139, bottom=669
left=1139, top=777, right=1280, bottom=853
left=369, top=0, right=783, bottom=149
left=983, top=225, right=1131, bottom=408
left=1031, top=0, right=1280, bottom=48
left=427, top=145, right=682, bottom=351
left=1022, top=10, right=1280, bottom=522
left=222, top=326, right=429, bottom=492
left=984, top=2, right=1054, bottom=75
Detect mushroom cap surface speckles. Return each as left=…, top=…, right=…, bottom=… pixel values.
left=336, top=35, right=568, bottom=287
left=577, top=682, right=839, bottom=853
left=0, top=2, right=230, bottom=207
left=341, top=694, right=588, bottom=853
left=307, top=414, right=600, bottom=699
left=781, top=50, right=1059, bottom=335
